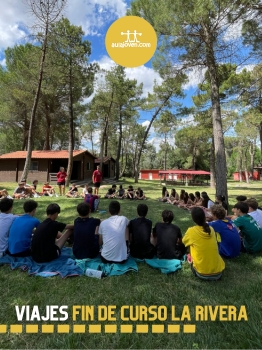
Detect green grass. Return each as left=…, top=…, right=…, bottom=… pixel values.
left=0, top=179, right=262, bottom=349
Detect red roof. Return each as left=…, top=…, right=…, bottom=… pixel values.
left=159, top=170, right=210, bottom=175
left=0, top=150, right=95, bottom=159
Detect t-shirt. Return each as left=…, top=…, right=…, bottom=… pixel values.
left=136, top=190, right=143, bottom=197
left=31, top=218, right=66, bottom=262
left=129, top=217, right=154, bottom=258
left=208, top=219, right=241, bottom=258
left=85, top=194, right=99, bottom=212
left=69, top=187, right=78, bottom=193
left=182, top=225, right=225, bottom=275
left=98, top=215, right=129, bottom=262
left=57, top=171, right=67, bottom=183
left=233, top=215, right=262, bottom=253
left=207, top=200, right=215, bottom=209
left=73, top=217, right=100, bottom=259
left=43, top=185, right=52, bottom=191
left=93, top=170, right=102, bottom=183
left=0, top=213, right=19, bottom=254
left=82, top=188, right=88, bottom=196
left=107, top=188, right=116, bottom=195
left=248, top=210, right=262, bottom=229
left=152, top=223, right=185, bottom=259
left=8, top=214, right=40, bottom=254
left=13, top=186, right=24, bottom=194
left=117, top=189, right=125, bottom=196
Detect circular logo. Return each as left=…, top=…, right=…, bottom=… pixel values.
left=105, top=16, right=157, bottom=68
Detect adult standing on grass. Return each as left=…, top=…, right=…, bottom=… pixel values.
left=92, top=165, right=102, bottom=196
left=57, top=167, right=67, bottom=196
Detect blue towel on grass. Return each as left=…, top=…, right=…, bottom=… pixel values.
left=132, top=256, right=182, bottom=274
left=0, top=247, right=83, bottom=278
left=75, top=256, right=138, bottom=276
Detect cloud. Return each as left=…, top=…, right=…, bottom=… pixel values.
left=0, top=0, right=128, bottom=53
left=125, top=65, right=162, bottom=97
left=65, top=0, right=127, bottom=36
left=94, top=56, right=163, bottom=97
left=0, top=1, right=29, bottom=51
left=236, top=64, right=255, bottom=73
left=183, top=66, right=207, bottom=90
left=0, top=58, right=6, bottom=67
left=86, top=55, right=163, bottom=101
left=223, top=20, right=243, bottom=42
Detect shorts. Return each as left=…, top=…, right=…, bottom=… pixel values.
left=32, top=245, right=61, bottom=263
left=94, top=182, right=100, bottom=188
left=57, top=182, right=65, bottom=186
left=101, top=254, right=127, bottom=264
left=191, top=264, right=222, bottom=281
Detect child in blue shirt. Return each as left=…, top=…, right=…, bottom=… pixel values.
left=8, top=200, right=40, bottom=257
left=209, top=204, right=241, bottom=258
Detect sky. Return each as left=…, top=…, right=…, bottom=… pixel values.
left=0, top=0, right=246, bottom=151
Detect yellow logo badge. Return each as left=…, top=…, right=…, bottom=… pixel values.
left=105, top=16, right=157, bottom=68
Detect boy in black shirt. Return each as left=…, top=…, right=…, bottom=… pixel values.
left=31, top=203, right=74, bottom=263
left=129, top=204, right=155, bottom=259
left=152, top=210, right=186, bottom=260
left=104, top=184, right=117, bottom=199
left=73, top=202, right=101, bottom=259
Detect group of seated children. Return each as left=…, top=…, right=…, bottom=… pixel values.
left=160, top=187, right=229, bottom=220
left=1, top=194, right=262, bottom=281
left=104, top=185, right=146, bottom=200
left=11, top=180, right=58, bottom=199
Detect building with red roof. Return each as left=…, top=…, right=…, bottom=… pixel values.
left=0, top=150, right=96, bottom=182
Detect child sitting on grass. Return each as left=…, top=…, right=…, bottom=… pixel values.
left=232, top=202, right=262, bottom=254
left=209, top=204, right=241, bottom=258
left=66, top=184, right=79, bottom=198
left=104, top=184, right=117, bottom=199
left=245, top=198, right=262, bottom=229
left=127, top=185, right=135, bottom=199
left=135, top=187, right=146, bottom=200
left=182, top=207, right=225, bottom=280
left=73, top=202, right=101, bottom=259
left=129, top=204, right=155, bottom=259
left=31, top=203, right=74, bottom=263
left=116, top=184, right=125, bottom=199
left=158, top=186, right=169, bottom=202
left=152, top=210, right=186, bottom=260
left=0, top=198, right=19, bottom=258
left=98, top=201, right=129, bottom=263
left=84, top=187, right=100, bottom=212
left=8, top=200, right=40, bottom=257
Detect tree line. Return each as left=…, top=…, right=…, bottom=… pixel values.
left=0, top=0, right=262, bottom=199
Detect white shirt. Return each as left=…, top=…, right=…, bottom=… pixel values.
left=208, top=200, right=215, bottom=209
left=248, top=209, right=262, bottom=229
left=0, top=213, right=19, bottom=254
left=82, top=188, right=88, bottom=195
left=98, top=215, right=129, bottom=262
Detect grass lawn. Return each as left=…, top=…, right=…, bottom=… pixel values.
left=0, top=179, right=262, bottom=349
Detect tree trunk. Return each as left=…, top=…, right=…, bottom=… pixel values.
left=44, top=101, right=51, bottom=150
left=134, top=95, right=172, bottom=183
left=249, top=140, right=255, bottom=179
left=21, top=24, right=48, bottom=181
left=210, top=136, right=216, bottom=188
left=238, top=145, right=243, bottom=182
left=244, top=148, right=249, bottom=184
left=204, top=24, right=228, bottom=202
left=115, top=107, right=123, bottom=180
left=260, top=121, right=262, bottom=156
left=66, top=67, right=74, bottom=186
